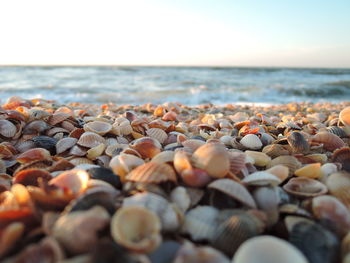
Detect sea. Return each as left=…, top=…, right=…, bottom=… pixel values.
left=0, top=66, right=350, bottom=106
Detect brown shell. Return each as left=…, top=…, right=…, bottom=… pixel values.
left=68, top=157, right=94, bottom=166
left=16, top=148, right=52, bottom=164
left=262, top=144, right=290, bottom=159
left=23, top=120, right=50, bottom=134
left=0, top=222, right=25, bottom=257
left=181, top=139, right=206, bottom=152
left=56, top=137, right=78, bottom=154
left=49, top=169, right=89, bottom=196
left=0, top=120, right=17, bottom=138
left=287, top=131, right=309, bottom=153
left=77, top=132, right=106, bottom=148
left=129, top=137, right=162, bottom=159
left=312, top=132, right=345, bottom=152
left=13, top=169, right=52, bottom=186
left=266, top=156, right=301, bottom=176
left=126, top=162, right=177, bottom=183
left=340, top=106, right=350, bottom=127
left=283, top=177, right=327, bottom=197
left=111, top=206, right=162, bottom=253
left=48, top=112, right=70, bottom=125
left=173, top=150, right=193, bottom=174
left=83, top=121, right=112, bottom=136
left=228, top=151, right=246, bottom=174
left=208, top=179, right=256, bottom=208
left=332, top=147, right=350, bottom=172
left=146, top=128, right=168, bottom=144
left=192, top=143, right=230, bottom=178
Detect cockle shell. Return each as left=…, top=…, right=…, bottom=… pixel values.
left=126, top=162, right=177, bottom=183
left=320, top=163, right=338, bottom=183
left=332, top=147, right=350, bottom=172
left=109, top=154, right=145, bottom=181
left=48, top=112, right=70, bottom=125
left=13, top=168, right=52, bottom=186
left=49, top=169, right=89, bottom=196
left=294, top=163, right=321, bottom=179
left=245, top=151, right=271, bottom=167
left=77, top=132, right=106, bottom=148
left=111, top=206, right=162, bottom=253
left=146, top=128, right=168, bottom=144
left=232, top=236, right=308, bottom=263
left=239, top=134, right=263, bottom=150
left=327, top=126, right=348, bottom=138
left=181, top=206, right=219, bottom=242
left=83, top=121, right=112, bottom=136
left=266, top=165, right=289, bottom=183
left=208, top=179, right=256, bottom=208
left=312, top=132, right=345, bottom=152
left=151, top=151, right=175, bottom=164
left=181, top=139, right=206, bottom=152
left=252, top=186, right=280, bottom=226
left=16, top=148, right=52, bottom=164
left=53, top=206, right=110, bottom=254
left=0, top=120, right=17, bottom=138
left=129, top=137, right=162, bottom=159
left=180, top=168, right=212, bottom=187
left=287, top=131, right=309, bottom=154
left=86, top=143, right=106, bottom=160
left=262, top=144, right=290, bottom=159
left=56, top=137, right=78, bottom=154
left=170, top=186, right=191, bottom=213
left=228, top=151, right=246, bottom=174
left=173, top=150, right=193, bottom=174
left=267, top=155, right=302, bottom=176
left=283, top=177, right=327, bottom=198
left=23, top=120, right=50, bottom=134
left=339, top=106, right=350, bottom=128
left=242, top=171, right=281, bottom=186
left=192, top=143, right=230, bottom=178
left=326, top=172, right=350, bottom=208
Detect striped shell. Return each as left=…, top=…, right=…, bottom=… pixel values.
left=208, top=179, right=256, bottom=208
left=126, top=162, right=177, bottom=183
left=77, top=132, right=106, bottom=148
left=228, top=151, right=246, bottom=174
left=146, top=128, right=168, bottom=144
left=109, top=154, right=145, bottom=180
left=262, top=144, right=290, bottom=159
left=151, top=151, right=175, bottom=164
left=23, top=120, right=50, bottom=134
left=129, top=137, right=162, bottom=159
left=16, top=148, right=52, bottom=163
left=83, top=121, right=112, bottom=136
left=48, top=112, right=70, bottom=125
left=0, top=120, right=17, bottom=138
left=267, top=156, right=302, bottom=176
left=332, top=147, right=350, bottom=172
left=182, top=139, right=206, bottom=152
left=312, top=132, right=345, bottom=152
left=287, top=131, right=309, bottom=154
left=283, top=177, right=328, bottom=198
left=56, top=137, right=78, bottom=154
left=327, top=126, right=348, bottom=138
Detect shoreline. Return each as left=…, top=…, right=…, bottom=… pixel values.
left=1, top=96, right=350, bottom=262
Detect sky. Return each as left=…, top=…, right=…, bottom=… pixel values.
left=0, top=0, right=349, bottom=67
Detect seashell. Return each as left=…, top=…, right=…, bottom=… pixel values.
left=151, top=150, right=175, bottom=164
left=23, top=120, right=50, bottom=135
left=170, top=186, right=191, bottom=213
left=180, top=168, right=212, bottom=187
left=0, top=120, right=17, bottom=138
left=312, top=132, right=345, bottom=151
left=228, top=151, right=246, bottom=174
left=320, top=163, right=338, bottom=183
left=146, top=128, right=168, bottom=144
left=287, top=131, right=309, bottom=153
left=326, top=172, right=350, bottom=208
left=212, top=212, right=265, bottom=256
left=48, top=112, right=70, bottom=125
left=181, top=206, right=219, bottom=242
left=232, top=235, right=308, bottom=263
left=242, top=171, right=281, bottom=186
left=220, top=135, right=233, bottom=146
left=267, top=155, right=302, bottom=176
left=262, top=144, right=290, bottom=159
left=0, top=222, right=25, bottom=258
left=111, top=206, right=162, bottom=253
left=13, top=168, right=52, bottom=186
left=69, top=157, right=94, bottom=166
left=305, top=153, right=327, bottom=164
left=0, top=142, right=17, bottom=159
left=192, top=143, right=230, bottom=178
left=60, top=120, right=76, bottom=132
left=87, top=167, right=122, bottom=189
left=49, top=169, right=89, bottom=196
left=56, top=137, right=78, bottom=154
left=289, top=221, right=339, bottom=263
left=69, top=127, right=85, bottom=139
left=77, top=131, right=106, bottom=148
left=0, top=173, right=12, bottom=192
left=245, top=151, right=271, bottom=167
left=252, top=186, right=280, bottom=226
left=28, top=108, right=51, bottom=121
left=260, top=132, right=275, bottom=146
left=48, top=158, right=75, bottom=173
left=109, top=154, right=145, bottom=181
left=283, top=177, right=327, bottom=198
left=294, top=163, right=321, bottom=179
left=53, top=206, right=110, bottom=254
left=112, top=120, right=133, bottom=136
left=181, top=139, right=206, bottom=152
left=46, top=127, right=70, bottom=137
left=332, top=147, right=350, bottom=172
left=129, top=137, right=162, bottom=159
left=266, top=165, right=289, bottom=183
left=16, top=148, right=52, bottom=164
left=126, top=162, right=177, bottom=183
left=173, top=150, right=192, bottom=174
left=105, top=144, right=127, bottom=157
left=239, top=134, right=263, bottom=150
left=69, top=145, right=87, bottom=156
left=83, top=121, right=112, bottom=136
left=339, top=106, right=350, bottom=128
left=86, top=143, right=106, bottom=160
left=148, top=240, right=182, bottom=263
left=124, top=192, right=182, bottom=232
left=208, top=179, right=256, bottom=208
left=327, top=126, right=348, bottom=138
left=312, top=195, right=350, bottom=237
left=32, top=135, right=58, bottom=154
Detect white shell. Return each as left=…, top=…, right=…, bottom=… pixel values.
left=240, top=134, right=263, bottom=150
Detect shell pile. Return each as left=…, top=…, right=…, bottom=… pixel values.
left=1, top=96, right=350, bottom=262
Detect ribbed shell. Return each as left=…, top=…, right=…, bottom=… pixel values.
left=339, top=106, right=350, bottom=127
left=283, top=177, right=327, bottom=197
left=56, top=137, right=78, bottom=154
left=146, top=128, right=168, bottom=144
left=77, top=132, right=106, bottom=148
left=208, top=179, right=256, bottom=208
left=267, top=156, right=302, bottom=176
left=48, top=112, right=70, bottom=125
left=287, top=131, right=309, bottom=153
left=312, top=132, right=345, bottom=152
left=23, top=120, right=50, bottom=134
left=126, top=162, right=177, bottom=183
left=327, top=126, right=348, bottom=138
left=16, top=148, right=51, bottom=163
left=83, top=121, right=112, bottom=136
left=262, top=144, right=290, bottom=158
left=0, top=120, right=17, bottom=138
left=332, top=147, right=350, bottom=172
left=228, top=151, right=246, bottom=174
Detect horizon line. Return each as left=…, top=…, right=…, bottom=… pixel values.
left=0, top=64, right=350, bottom=70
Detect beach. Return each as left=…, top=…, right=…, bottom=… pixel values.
left=0, top=96, right=349, bottom=262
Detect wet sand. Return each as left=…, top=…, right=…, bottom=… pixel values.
left=1, top=97, right=350, bottom=262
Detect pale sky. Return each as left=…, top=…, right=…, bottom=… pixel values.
left=0, top=0, right=349, bottom=67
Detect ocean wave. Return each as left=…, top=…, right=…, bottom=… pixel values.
left=324, top=80, right=350, bottom=89
left=282, top=85, right=349, bottom=97
left=310, top=70, right=350, bottom=76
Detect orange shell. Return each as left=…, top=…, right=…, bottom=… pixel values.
left=13, top=169, right=52, bottom=186
left=77, top=132, right=106, bottom=148
left=16, top=148, right=52, bottom=164
left=312, top=132, right=345, bottom=152
left=126, top=162, right=177, bottom=183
